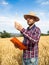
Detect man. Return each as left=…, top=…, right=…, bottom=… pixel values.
left=15, top=12, right=41, bottom=65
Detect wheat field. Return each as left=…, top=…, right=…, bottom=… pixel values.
left=0, top=36, right=49, bottom=65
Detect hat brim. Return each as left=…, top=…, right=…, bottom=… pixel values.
left=24, top=15, right=40, bottom=22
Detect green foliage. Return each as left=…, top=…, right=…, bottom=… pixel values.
left=47, top=31, right=49, bottom=34
left=0, top=30, right=11, bottom=38
left=0, top=30, right=49, bottom=38
left=41, top=33, right=49, bottom=36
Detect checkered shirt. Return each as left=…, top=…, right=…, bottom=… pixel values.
left=21, top=24, right=41, bottom=59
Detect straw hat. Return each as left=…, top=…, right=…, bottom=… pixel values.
left=24, top=12, right=40, bottom=22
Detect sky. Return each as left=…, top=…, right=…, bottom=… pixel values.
left=0, top=0, right=49, bottom=34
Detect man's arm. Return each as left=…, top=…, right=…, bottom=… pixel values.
left=14, top=22, right=41, bottom=43
left=20, top=28, right=41, bottom=43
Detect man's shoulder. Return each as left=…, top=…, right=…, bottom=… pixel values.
left=35, top=26, right=41, bottom=32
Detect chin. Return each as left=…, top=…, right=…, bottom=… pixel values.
left=27, top=23, right=31, bottom=25
left=28, top=24, right=30, bottom=26
left=28, top=23, right=33, bottom=26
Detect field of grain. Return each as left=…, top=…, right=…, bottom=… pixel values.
left=0, top=36, right=49, bottom=65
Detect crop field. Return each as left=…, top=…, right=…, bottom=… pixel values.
left=0, top=36, right=49, bottom=65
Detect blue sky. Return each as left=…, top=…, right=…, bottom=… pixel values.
left=0, top=0, right=49, bottom=33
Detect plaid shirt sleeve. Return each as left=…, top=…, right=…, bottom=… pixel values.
left=20, top=28, right=41, bottom=43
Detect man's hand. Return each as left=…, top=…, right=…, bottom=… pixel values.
left=14, top=22, right=23, bottom=31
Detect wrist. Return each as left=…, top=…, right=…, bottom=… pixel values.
left=20, top=28, right=25, bottom=33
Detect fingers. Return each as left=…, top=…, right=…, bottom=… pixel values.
left=14, top=21, right=19, bottom=29
left=14, top=22, right=16, bottom=28
left=14, top=21, right=23, bottom=31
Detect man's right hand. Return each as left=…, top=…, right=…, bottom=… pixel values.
left=14, top=22, right=23, bottom=31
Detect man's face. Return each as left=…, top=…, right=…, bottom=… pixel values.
left=26, top=17, right=35, bottom=26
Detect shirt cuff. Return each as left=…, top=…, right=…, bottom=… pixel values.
left=20, top=28, right=25, bottom=33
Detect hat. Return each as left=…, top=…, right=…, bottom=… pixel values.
left=24, top=12, right=40, bottom=22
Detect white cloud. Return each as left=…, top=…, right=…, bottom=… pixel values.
left=2, top=1, right=8, bottom=5
left=0, top=16, right=14, bottom=23
left=35, top=11, right=49, bottom=33
left=0, top=16, right=15, bottom=33
left=36, top=0, right=43, bottom=3
left=36, top=21, right=49, bottom=33
left=0, top=0, right=8, bottom=6
left=0, top=15, right=27, bottom=33
left=38, top=12, right=45, bottom=16
left=0, top=11, right=49, bottom=33
left=37, top=11, right=49, bottom=20
left=41, top=1, right=49, bottom=5
left=36, top=0, right=49, bottom=5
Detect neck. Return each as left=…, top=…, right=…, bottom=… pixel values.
left=29, top=23, right=35, bottom=28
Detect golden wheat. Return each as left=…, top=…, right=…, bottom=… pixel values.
left=0, top=36, right=49, bottom=65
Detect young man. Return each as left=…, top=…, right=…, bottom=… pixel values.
left=15, top=12, right=41, bottom=65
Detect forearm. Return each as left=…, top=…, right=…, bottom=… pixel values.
left=20, top=28, right=41, bottom=43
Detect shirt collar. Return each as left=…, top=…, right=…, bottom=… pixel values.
left=27, top=24, right=35, bottom=30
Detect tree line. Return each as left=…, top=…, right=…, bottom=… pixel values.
left=0, top=30, right=49, bottom=38
left=0, top=30, right=11, bottom=38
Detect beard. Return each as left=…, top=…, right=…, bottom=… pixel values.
left=28, top=22, right=34, bottom=26
left=27, top=20, right=34, bottom=26
left=29, top=23, right=33, bottom=26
